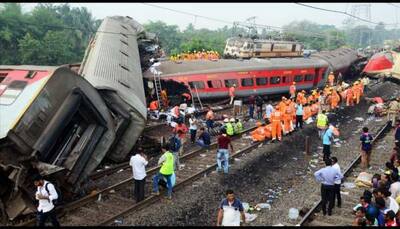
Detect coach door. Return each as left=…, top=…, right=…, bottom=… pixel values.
left=313, top=68, right=321, bottom=87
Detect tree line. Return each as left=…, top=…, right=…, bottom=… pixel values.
left=1, top=3, right=400, bottom=66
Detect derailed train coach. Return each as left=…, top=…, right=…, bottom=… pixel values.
left=0, top=16, right=158, bottom=222
left=0, top=66, right=116, bottom=221
left=144, top=48, right=360, bottom=99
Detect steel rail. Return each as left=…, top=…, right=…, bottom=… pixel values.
left=298, top=121, right=392, bottom=226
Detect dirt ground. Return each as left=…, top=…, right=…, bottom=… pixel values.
left=116, top=81, right=400, bottom=226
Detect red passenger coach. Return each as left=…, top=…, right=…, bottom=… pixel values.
left=144, top=57, right=330, bottom=99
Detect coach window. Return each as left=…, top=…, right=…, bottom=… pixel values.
left=256, top=77, right=268, bottom=86
left=189, top=81, right=205, bottom=89
left=224, top=79, right=238, bottom=88
left=270, top=76, right=281, bottom=84
left=0, top=80, right=27, bottom=105
left=207, top=80, right=222, bottom=88
left=282, top=76, right=289, bottom=83
left=241, top=78, right=254, bottom=87
left=294, top=75, right=303, bottom=82
left=305, top=74, right=314, bottom=81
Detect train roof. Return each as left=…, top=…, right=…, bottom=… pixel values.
left=144, top=57, right=328, bottom=78
left=0, top=65, right=57, bottom=71
left=79, top=16, right=147, bottom=119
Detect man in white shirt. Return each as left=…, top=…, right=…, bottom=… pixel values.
left=389, top=173, right=400, bottom=200
left=331, top=157, right=343, bottom=208
left=129, top=148, right=148, bottom=202
left=33, top=174, right=60, bottom=227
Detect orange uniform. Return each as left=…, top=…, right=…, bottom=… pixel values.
left=270, top=109, right=282, bottom=141
left=346, top=88, right=354, bottom=106
left=311, top=103, right=319, bottom=116
left=161, top=90, right=169, bottom=107
left=264, top=124, right=273, bottom=139
left=283, top=104, right=294, bottom=134
left=353, top=84, right=362, bottom=104
left=278, top=100, right=287, bottom=114
left=331, top=91, right=340, bottom=109
left=149, top=100, right=159, bottom=111
left=328, top=73, right=335, bottom=86
left=251, top=126, right=266, bottom=142
left=229, top=86, right=235, bottom=97
left=289, top=84, right=296, bottom=98
left=206, top=110, right=214, bottom=120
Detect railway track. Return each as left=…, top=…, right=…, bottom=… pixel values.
left=17, top=125, right=257, bottom=226
left=299, top=121, right=393, bottom=226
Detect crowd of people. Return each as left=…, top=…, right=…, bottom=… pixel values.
left=349, top=120, right=400, bottom=226
left=169, top=50, right=220, bottom=61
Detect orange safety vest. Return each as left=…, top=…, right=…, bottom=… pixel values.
left=149, top=101, right=158, bottom=110
left=271, top=111, right=282, bottom=122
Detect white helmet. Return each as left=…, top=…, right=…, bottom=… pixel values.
left=230, top=118, right=235, bottom=122
left=224, top=118, right=229, bottom=123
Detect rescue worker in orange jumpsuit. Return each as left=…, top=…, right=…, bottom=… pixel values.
left=229, top=84, right=236, bottom=105
left=353, top=81, right=362, bottom=105
left=278, top=97, right=287, bottom=113
left=270, top=106, right=283, bottom=142
left=311, top=101, right=319, bottom=116
left=346, top=86, right=354, bottom=107
left=264, top=120, right=273, bottom=139
left=328, top=71, right=335, bottom=87
left=283, top=100, right=294, bottom=135
left=251, top=122, right=266, bottom=142
left=303, top=104, right=312, bottom=121
left=289, top=82, right=296, bottom=99
left=161, top=89, right=169, bottom=108
left=331, top=89, right=340, bottom=111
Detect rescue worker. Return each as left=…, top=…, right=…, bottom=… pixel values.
left=173, top=120, right=188, bottom=165
left=331, top=89, right=340, bottom=111
left=171, top=104, right=181, bottom=124
left=310, top=101, right=319, bottom=116
left=303, top=103, right=312, bottom=121
left=308, top=90, right=317, bottom=104
left=270, top=106, right=283, bottom=142
left=226, top=118, right=235, bottom=137
left=264, top=119, right=273, bottom=139
left=353, top=81, right=362, bottom=105
left=161, top=89, right=169, bottom=108
left=149, top=100, right=159, bottom=111
left=229, top=84, right=236, bottom=105
left=152, top=144, right=174, bottom=199
left=278, top=97, right=287, bottom=113
left=328, top=71, right=335, bottom=87
left=289, top=82, right=296, bottom=99
left=251, top=122, right=266, bottom=142
left=234, top=118, right=243, bottom=135
left=283, top=100, right=294, bottom=135
left=317, top=110, right=329, bottom=139
left=346, top=86, right=355, bottom=107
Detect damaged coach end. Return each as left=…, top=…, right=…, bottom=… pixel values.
left=79, top=16, right=148, bottom=163
left=0, top=66, right=115, bottom=221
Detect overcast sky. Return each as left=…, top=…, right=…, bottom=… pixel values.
left=21, top=3, right=400, bottom=31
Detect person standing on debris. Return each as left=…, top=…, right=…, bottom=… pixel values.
left=189, top=114, right=198, bottom=144
left=129, top=148, right=148, bottom=202
left=346, top=85, right=355, bottom=107
left=256, top=95, right=264, bottom=120
left=217, top=129, right=234, bottom=174
left=295, top=101, right=304, bottom=130
left=331, top=157, right=342, bottom=208
left=317, top=110, right=328, bottom=139
left=229, top=84, right=236, bottom=105
left=217, top=189, right=246, bottom=226
left=360, top=127, right=374, bottom=170
left=248, top=95, right=255, bottom=119
left=328, top=71, right=335, bottom=87
left=314, top=159, right=343, bottom=216
left=388, top=98, right=400, bottom=127
left=289, top=82, right=296, bottom=99
left=197, top=127, right=211, bottom=150
left=153, top=144, right=174, bottom=199
left=33, top=174, right=60, bottom=227
left=173, top=120, right=188, bottom=164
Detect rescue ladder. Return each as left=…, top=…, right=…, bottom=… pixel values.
left=190, top=85, right=203, bottom=110
left=153, top=72, right=162, bottom=107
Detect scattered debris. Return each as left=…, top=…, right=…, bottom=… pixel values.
left=343, top=182, right=356, bottom=189
left=244, top=213, right=258, bottom=222
left=200, top=154, right=206, bottom=157
left=354, top=117, right=364, bottom=122
left=255, top=203, right=271, bottom=210
left=292, top=157, right=298, bottom=161
left=109, top=189, right=116, bottom=193
left=288, top=208, right=299, bottom=220
left=117, top=169, right=124, bottom=173
left=340, top=191, right=349, bottom=195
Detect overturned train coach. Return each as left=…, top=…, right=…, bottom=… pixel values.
left=0, top=16, right=155, bottom=221
left=144, top=48, right=360, bottom=99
